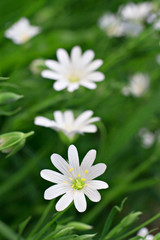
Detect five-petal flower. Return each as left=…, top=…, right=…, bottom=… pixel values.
left=4, top=17, right=41, bottom=44
left=41, top=145, right=108, bottom=212
left=41, top=46, right=105, bottom=92
left=34, top=110, right=100, bottom=140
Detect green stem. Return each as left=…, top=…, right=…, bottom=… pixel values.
left=33, top=204, right=72, bottom=240
left=115, top=213, right=160, bottom=240
left=28, top=200, right=55, bottom=238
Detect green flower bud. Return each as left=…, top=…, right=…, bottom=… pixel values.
left=0, top=131, right=34, bottom=157
left=67, top=221, right=92, bottom=231
left=0, top=92, right=23, bottom=105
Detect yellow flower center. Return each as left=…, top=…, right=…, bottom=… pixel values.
left=67, top=74, right=79, bottom=83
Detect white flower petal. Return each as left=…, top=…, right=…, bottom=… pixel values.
left=34, top=116, right=56, bottom=128
left=81, top=50, right=95, bottom=66
left=41, top=70, right=62, bottom=80
left=75, top=110, right=93, bottom=126
left=81, top=125, right=97, bottom=133
left=68, top=145, right=79, bottom=173
left=85, top=59, right=103, bottom=73
left=44, top=184, right=67, bottom=200
left=71, top=46, right=82, bottom=64
left=56, top=191, right=73, bottom=211
left=84, top=187, right=101, bottom=202
left=64, top=111, right=74, bottom=126
left=89, top=180, right=109, bottom=189
left=80, top=81, right=97, bottom=89
left=54, top=111, right=64, bottom=127
left=86, top=117, right=100, bottom=124
left=51, top=153, right=70, bottom=176
left=53, top=81, right=68, bottom=91
left=45, top=60, right=64, bottom=73
left=40, top=169, right=66, bottom=183
left=137, top=228, right=149, bottom=237
left=81, top=149, right=96, bottom=170
left=67, top=83, right=79, bottom=92
left=74, top=191, right=87, bottom=212
left=146, top=235, right=154, bottom=240
left=88, top=163, right=107, bottom=180
left=57, top=48, right=70, bottom=67
left=87, top=72, right=105, bottom=82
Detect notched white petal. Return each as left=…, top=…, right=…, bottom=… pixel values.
left=74, top=191, right=87, bottom=212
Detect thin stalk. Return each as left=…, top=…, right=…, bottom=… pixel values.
left=28, top=200, right=55, bottom=238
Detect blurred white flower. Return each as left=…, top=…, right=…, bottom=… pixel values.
left=98, top=13, right=125, bottom=37
left=41, top=46, right=105, bottom=92
left=154, top=19, right=160, bottom=30
left=4, top=17, right=41, bottom=44
left=34, top=110, right=100, bottom=140
left=119, top=2, right=154, bottom=22
left=138, top=128, right=155, bottom=149
left=122, top=73, right=149, bottom=97
left=30, top=58, right=45, bottom=74
left=98, top=12, right=143, bottom=37
left=137, top=227, right=154, bottom=240
left=41, top=145, right=108, bottom=212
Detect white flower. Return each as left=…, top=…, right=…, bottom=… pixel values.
left=122, top=73, right=149, bottom=97
left=119, top=2, right=154, bottom=22
left=121, top=21, right=143, bottom=37
left=98, top=13, right=125, bottom=37
left=137, top=227, right=154, bottom=240
left=4, top=17, right=41, bottom=44
left=154, top=18, right=160, bottom=30
left=41, top=46, right=105, bottom=92
left=41, top=145, right=108, bottom=212
left=98, top=12, right=143, bottom=37
left=138, top=128, right=155, bottom=149
left=34, top=110, right=100, bottom=140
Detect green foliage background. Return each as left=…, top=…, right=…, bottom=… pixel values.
left=0, top=0, right=160, bottom=239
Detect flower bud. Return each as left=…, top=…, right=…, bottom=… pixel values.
left=0, top=131, right=34, bottom=157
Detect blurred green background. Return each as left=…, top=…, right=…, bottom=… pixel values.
left=0, top=0, right=160, bottom=239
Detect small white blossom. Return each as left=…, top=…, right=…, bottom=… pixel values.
left=119, top=2, right=154, bottom=22
left=137, top=227, right=154, bottom=240
left=41, top=145, right=108, bottom=212
left=98, top=13, right=125, bottom=37
left=98, top=12, right=143, bottom=37
left=138, top=128, right=155, bottom=149
left=154, top=18, right=160, bottom=30
left=41, top=46, right=105, bottom=92
left=34, top=110, right=100, bottom=140
left=122, top=73, right=149, bottom=97
left=4, top=18, right=41, bottom=44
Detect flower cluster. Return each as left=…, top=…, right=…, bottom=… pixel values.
left=137, top=227, right=154, bottom=240
left=98, top=2, right=158, bottom=37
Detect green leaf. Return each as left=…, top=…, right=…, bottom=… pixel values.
left=104, top=212, right=142, bottom=240
left=0, top=107, right=22, bottom=116
left=100, top=198, right=127, bottom=240
left=19, top=216, right=32, bottom=237
left=154, top=233, right=160, bottom=240
left=0, top=92, right=23, bottom=105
